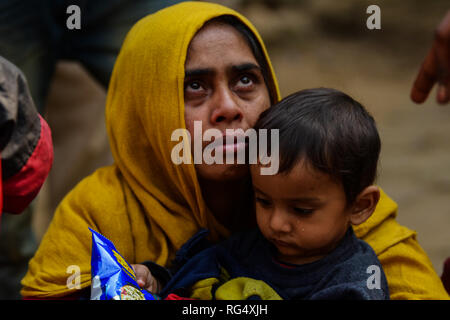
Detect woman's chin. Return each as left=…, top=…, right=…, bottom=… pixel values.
left=195, top=163, right=250, bottom=182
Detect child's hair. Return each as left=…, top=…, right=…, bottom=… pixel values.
left=254, top=88, right=381, bottom=205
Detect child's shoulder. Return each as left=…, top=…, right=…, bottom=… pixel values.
left=314, top=230, right=389, bottom=299
left=332, top=229, right=385, bottom=275
left=349, top=232, right=385, bottom=272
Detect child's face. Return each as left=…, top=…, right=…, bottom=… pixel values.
left=250, top=160, right=353, bottom=265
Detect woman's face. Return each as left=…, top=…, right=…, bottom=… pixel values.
left=184, top=21, right=271, bottom=182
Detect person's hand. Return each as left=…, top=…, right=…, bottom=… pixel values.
left=411, top=11, right=450, bottom=104
left=131, top=264, right=161, bottom=293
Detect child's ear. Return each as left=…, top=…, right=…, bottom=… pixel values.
left=349, top=186, right=380, bottom=225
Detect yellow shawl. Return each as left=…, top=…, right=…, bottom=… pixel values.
left=21, top=1, right=448, bottom=299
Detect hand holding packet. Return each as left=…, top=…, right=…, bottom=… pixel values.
left=89, top=227, right=157, bottom=300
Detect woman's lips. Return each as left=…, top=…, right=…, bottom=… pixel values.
left=205, top=135, right=248, bottom=154
left=222, top=140, right=247, bottom=154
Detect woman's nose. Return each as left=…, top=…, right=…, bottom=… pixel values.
left=210, top=86, right=243, bottom=125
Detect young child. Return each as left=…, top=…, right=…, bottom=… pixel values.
left=134, top=88, right=389, bottom=300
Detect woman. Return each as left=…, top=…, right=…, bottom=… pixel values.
left=21, top=2, right=449, bottom=299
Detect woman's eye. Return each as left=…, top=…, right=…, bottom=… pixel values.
left=238, top=75, right=253, bottom=87
left=240, top=76, right=251, bottom=84
left=184, top=80, right=207, bottom=101
left=186, top=81, right=202, bottom=91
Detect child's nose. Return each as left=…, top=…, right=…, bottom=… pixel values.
left=269, top=209, right=291, bottom=234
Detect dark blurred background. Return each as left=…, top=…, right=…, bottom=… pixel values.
left=32, top=0, right=449, bottom=278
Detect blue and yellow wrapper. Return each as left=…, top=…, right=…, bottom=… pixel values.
left=89, top=228, right=156, bottom=300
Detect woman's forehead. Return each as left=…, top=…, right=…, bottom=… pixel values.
left=185, top=21, right=257, bottom=68
left=191, top=20, right=242, bottom=43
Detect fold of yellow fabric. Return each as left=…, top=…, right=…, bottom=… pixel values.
left=355, top=188, right=449, bottom=299
left=214, top=277, right=283, bottom=300
left=21, top=1, right=280, bottom=298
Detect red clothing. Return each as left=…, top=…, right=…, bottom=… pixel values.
left=0, top=56, right=54, bottom=218
left=442, top=258, right=450, bottom=294
left=2, top=114, right=53, bottom=214
left=164, top=293, right=196, bottom=300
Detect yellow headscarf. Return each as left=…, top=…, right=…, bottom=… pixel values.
left=21, top=1, right=280, bottom=298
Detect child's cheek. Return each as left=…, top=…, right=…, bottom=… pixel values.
left=255, top=208, right=270, bottom=237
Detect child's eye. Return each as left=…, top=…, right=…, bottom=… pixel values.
left=255, top=197, right=271, bottom=207
left=294, top=207, right=314, bottom=215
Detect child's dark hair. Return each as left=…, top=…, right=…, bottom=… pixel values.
left=254, top=88, right=381, bottom=205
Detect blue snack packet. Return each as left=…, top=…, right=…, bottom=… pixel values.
left=89, top=227, right=157, bottom=300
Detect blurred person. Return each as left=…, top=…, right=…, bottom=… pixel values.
left=411, top=10, right=450, bottom=105
left=0, top=56, right=53, bottom=215
left=410, top=9, right=450, bottom=294
left=0, top=56, right=53, bottom=298
left=0, top=0, right=181, bottom=299
left=21, top=2, right=449, bottom=300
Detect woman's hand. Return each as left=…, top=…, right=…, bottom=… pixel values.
left=131, top=264, right=161, bottom=293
